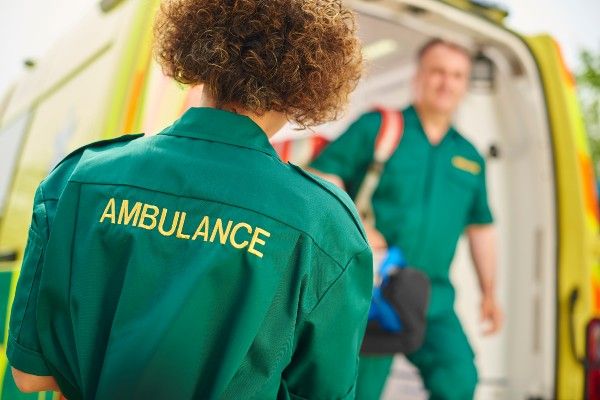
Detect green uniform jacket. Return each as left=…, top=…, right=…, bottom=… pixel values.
left=311, top=105, right=493, bottom=317
left=7, top=108, right=372, bottom=400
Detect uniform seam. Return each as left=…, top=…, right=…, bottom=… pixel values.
left=307, top=246, right=370, bottom=315
left=289, top=166, right=369, bottom=244
left=66, top=180, right=357, bottom=271
left=288, top=392, right=309, bottom=400
left=66, top=183, right=83, bottom=382
left=39, top=184, right=50, bottom=236
left=14, top=186, right=48, bottom=343
left=157, top=132, right=280, bottom=159
left=49, top=133, right=144, bottom=172
left=8, top=334, right=46, bottom=357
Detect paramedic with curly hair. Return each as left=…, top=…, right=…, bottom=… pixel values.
left=7, top=1, right=370, bottom=399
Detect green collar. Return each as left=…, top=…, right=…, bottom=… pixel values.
left=160, top=107, right=279, bottom=158
left=406, top=104, right=458, bottom=146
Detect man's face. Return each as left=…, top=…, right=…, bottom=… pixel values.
left=413, top=44, right=471, bottom=115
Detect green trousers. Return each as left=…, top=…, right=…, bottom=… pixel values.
left=356, top=311, right=477, bottom=400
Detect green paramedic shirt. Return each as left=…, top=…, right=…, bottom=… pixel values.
left=311, top=105, right=493, bottom=317
left=7, top=108, right=372, bottom=400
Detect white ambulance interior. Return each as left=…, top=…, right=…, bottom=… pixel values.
left=275, top=1, right=557, bottom=399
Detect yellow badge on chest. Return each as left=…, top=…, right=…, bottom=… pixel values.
left=452, top=156, right=481, bottom=175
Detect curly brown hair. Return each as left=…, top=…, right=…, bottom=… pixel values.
left=153, top=0, right=362, bottom=127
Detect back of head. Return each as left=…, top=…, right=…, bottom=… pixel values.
left=153, top=0, right=363, bottom=127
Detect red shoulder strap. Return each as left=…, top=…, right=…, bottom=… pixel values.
left=374, top=106, right=404, bottom=163
left=354, top=107, right=404, bottom=224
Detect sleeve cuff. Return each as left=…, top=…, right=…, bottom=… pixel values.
left=6, top=335, right=51, bottom=376
left=468, top=206, right=494, bottom=225
left=468, top=219, right=494, bottom=226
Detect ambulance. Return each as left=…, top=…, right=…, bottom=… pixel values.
left=0, top=0, right=597, bottom=398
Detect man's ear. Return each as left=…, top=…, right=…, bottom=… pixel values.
left=411, top=71, right=421, bottom=100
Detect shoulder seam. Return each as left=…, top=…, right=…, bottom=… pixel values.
left=38, top=185, right=49, bottom=232
left=287, top=164, right=368, bottom=243
left=51, top=133, right=144, bottom=172
left=307, top=246, right=371, bottom=315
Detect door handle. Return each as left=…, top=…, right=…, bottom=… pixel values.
left=0, top=250, right=18, bottom=263
left=568, top=287, right=585, bottom=365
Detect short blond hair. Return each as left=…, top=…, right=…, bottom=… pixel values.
left=417, top=38, right=472, bottom=64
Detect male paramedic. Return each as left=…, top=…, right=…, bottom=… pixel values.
left=310, top=38, right=503, bottom=399
left=7, top=1, right=372, bottom=399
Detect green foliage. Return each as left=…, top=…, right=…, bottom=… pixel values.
left=577, top=49, right=600, bottom=169
left=579, top=50, right=600, bottom=90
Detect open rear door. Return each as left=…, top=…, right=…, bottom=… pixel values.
left=526, top=35, right=600, bottom=400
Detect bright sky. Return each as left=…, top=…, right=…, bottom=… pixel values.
left=0, top=0, right=599, bottom=97
left=500, top=0, right=600, bottom=66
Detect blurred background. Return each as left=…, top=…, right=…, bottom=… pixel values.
left=0, top=1, right=599, bottom=399
left=1, top=0, right=599, bottom=162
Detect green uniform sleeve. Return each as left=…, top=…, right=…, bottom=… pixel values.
left=283, top=247, right=372, bottom=399
left=468, top=160, right=494, bottom=225
left=7, top=186, right=51, bottom=376
left=310, top=113, right=380, bottom=195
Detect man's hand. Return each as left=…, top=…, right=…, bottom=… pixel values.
left=365, top=224, right=388, bottom=285
left=365, top=224, right=387, bottom=251
left=467, top=224, right=502, bottom=336
left=480, top=294, right=503, bottom=335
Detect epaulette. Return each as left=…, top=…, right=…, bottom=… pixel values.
left=288, top=162, right=368, bottom=243
left=52, top=133, right=144, bottom=172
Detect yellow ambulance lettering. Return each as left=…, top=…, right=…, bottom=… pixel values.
left=99, top=198, right=270, bottom=258
left=230, top=223, right=252, bottom=249
left=119, top=200, right=143, bottom=226
left=99, top=198, right=117, bottom=224
left=158, top=209, right=180, bottom=236
left=138, top=204, right=160, bottom=230
left=192, top=216, right=210, bottom=241
left=176, top=212, right=192, bottom=240
left=248, top=228, right=271, bottom=258
left=210, top=218, right=233, bottom=244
